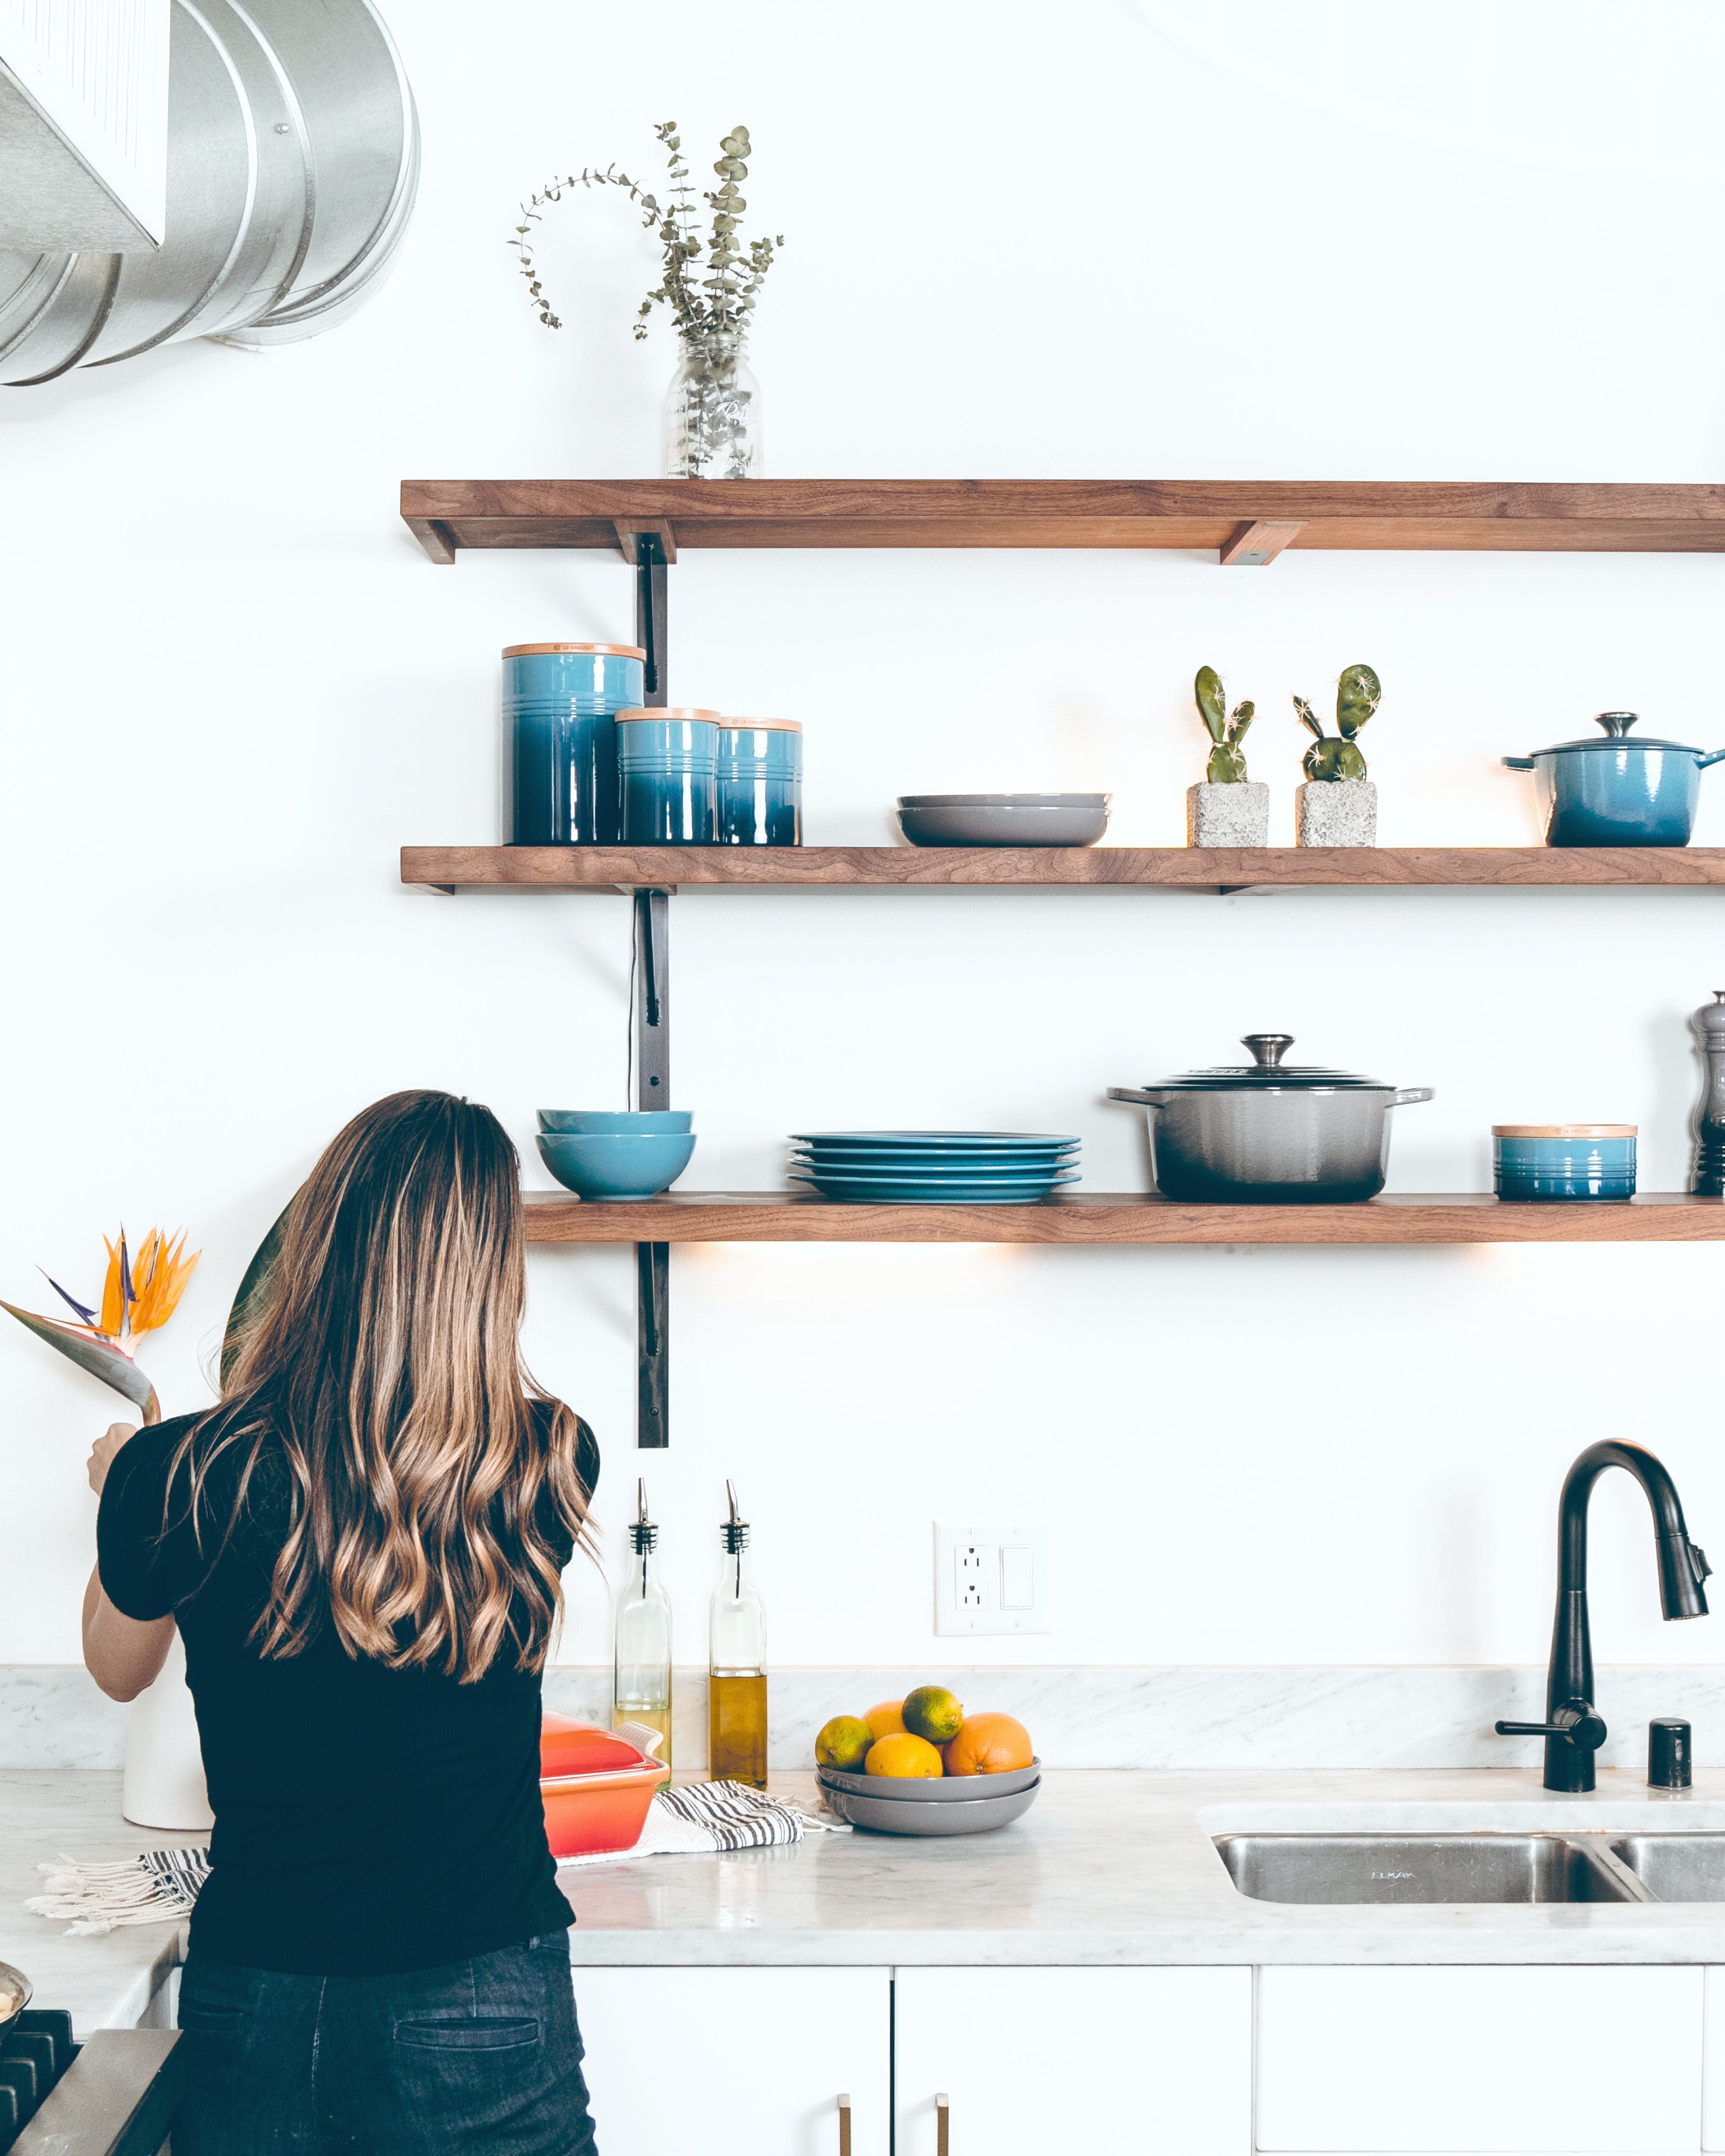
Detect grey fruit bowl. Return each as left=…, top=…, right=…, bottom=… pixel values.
left=817, top=1759, right=1040, bottom=1802
left=819, top=1777, right=1040, bottom=1836
left=896, top=794, right=1111, bottom=848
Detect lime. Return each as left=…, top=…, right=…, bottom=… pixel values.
left=902, top=1684, right=965, bottom=1745
left=814, top=1715, right=874, bottom=1772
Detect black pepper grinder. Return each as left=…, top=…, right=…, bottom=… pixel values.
left=1650, top=1718, right=1692, bottom=1789
left=1694, top=994, right=1725, bottom=1197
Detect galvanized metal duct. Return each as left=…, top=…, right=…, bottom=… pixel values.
left=0, top=0, right=417, bottom=384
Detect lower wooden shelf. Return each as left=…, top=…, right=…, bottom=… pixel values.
left=523, top=1191, right=1725, bottom=1245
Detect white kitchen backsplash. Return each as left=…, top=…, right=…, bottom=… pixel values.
left=6, top=1664, right=1722, bottom=1775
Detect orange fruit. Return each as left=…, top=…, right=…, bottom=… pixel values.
left=863, top=1698, right=907, bottom=1739
left=864, top=1732, right=945, bottom=1779
left=943, top=1713, right=1034, bottom=1776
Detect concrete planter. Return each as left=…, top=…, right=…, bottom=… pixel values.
left=1187, top=781, right=1269, bottom=847
left=1296, top=778, right=1378, bottom=847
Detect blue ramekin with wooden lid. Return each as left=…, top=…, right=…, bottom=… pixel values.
left=716, top=718, right=802, bottom=846
left=1494, top=1125, right=1637, bottom=1200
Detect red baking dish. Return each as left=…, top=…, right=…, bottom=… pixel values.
left=539, top=1714, right=669, bottom=1859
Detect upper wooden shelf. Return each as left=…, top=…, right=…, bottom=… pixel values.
left=524, top=1191, right=1725, bottom=1245
left=404, top=845, right=1725, bottom=896
left=400, top=480, right=1725, bottom=563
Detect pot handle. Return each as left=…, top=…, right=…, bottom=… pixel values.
left=1697, top=750, right=1725, bottom=770
left=1107, top=1087, right=1170, bottom=1110
left=1390, top=1088, right=1435, bottom=1108
left=1500, top=756, right=1536, bottom=772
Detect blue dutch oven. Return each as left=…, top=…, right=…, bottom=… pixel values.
left=1503, top=711, right=1725, bottom=847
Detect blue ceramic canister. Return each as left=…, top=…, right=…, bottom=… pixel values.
left=1493, top=1124, right=1637, bottom=1201
left=504, top=642, right=645, bottom=846
left=617, top=709, right=720, bottom=844
left=716, top=718, right=803, bottom=846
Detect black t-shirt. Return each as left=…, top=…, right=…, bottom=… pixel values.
left=97, top=1403, right=597, bottom=1977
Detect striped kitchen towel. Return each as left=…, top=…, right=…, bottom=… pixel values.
left=556, top=1779, right=850, bottom=1867
left=27, top=1846, right=211, bottom=1935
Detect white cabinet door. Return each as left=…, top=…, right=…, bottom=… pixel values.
left=1256, top=1965, right=1703, bottom=2152
left=1702, top=1967, right=1725, bottom=2150
left=572, top=1966, right=889, bottom=2156
left=893, top=1966, right=1251, bottom=2155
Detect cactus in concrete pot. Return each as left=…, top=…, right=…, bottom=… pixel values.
left=1294, top=663, right=1380, bottom=782
left=1195, top=665, right=1256, bottom=783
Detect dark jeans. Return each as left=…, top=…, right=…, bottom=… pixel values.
left=173, top=1931, right=597, bottom=2156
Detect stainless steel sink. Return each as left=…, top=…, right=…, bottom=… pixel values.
left=1215, top=1833, right=1645, bottom=1905
left=1610, top=1834, right=1725, bottom=1900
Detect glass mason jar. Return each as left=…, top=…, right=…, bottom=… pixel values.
left=665, top=335, right=763, bottom=479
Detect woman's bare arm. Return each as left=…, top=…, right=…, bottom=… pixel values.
left=83, top=1421, right=175, bottom=1703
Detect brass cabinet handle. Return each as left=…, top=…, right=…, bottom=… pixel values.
left=837, top=2093, right=851, bottom=2156
left=936, top=2091, right=950, bottom=2156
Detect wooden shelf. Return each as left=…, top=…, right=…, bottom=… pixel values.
left=402, top=480, right=1725, bottom=563
left=525, top=1191, right=1725, bottom=1244
left=404, top=845, right=1725, bottom=895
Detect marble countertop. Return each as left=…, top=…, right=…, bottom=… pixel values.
left=16, top=1767, right=1725, bottom=2028
left=0, top=1770, right=199, bottom=2036
left=561, top=1767, right=1725, bottom=1967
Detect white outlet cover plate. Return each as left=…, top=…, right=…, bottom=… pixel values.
left=933, top=1521, right=1052, bottom=1636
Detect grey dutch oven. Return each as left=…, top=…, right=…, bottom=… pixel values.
left=1109, top=1034, right=1434, bottom=1203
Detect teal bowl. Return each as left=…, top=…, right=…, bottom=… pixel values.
left=1492, top=1125, right=1636, bottom=1201
left=538, top=1110, right=694, bottom=1135
left=536, top=1131, right=696, bottom=1199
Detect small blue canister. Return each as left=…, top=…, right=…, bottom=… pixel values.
left=505, top=642, right=645, bottom=846
left=716, top=719, right=802, bottom=846
left=618, top=709, right=720, bottom=844
left=1494, top=1124, right=1637, bottom=1201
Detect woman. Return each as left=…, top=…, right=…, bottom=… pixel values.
left=84, top=1090, right=601, bottom=2156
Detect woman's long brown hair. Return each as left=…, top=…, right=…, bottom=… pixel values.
left=173, top=1090, right=592, bottom=1682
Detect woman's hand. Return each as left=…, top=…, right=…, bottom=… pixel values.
left=88, top=1421, right=137, bottom=1498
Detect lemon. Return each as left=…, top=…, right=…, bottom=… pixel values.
left=863, top=1698, right=906, bottom=1739
left=902, top=1684, right=965, bottom=1745
left=814, top=1715, right=874, bottom=1772
left=864, top=1732, right=944, bottom=1779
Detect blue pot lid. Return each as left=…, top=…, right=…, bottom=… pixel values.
left=1152, top=1034, right=1388, bottom=1090
left=1533, top=711, right=1702, bottom=755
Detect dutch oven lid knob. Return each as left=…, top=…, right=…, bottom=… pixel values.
left=1242, top=1033, right=1294, bottom=1068
left=1595, top=711, right=1639, bottom=737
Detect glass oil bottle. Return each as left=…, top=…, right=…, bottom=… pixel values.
left=613, top=1479, right=673, bottom=1765
left=708, top=1479, right=767, bottom=1787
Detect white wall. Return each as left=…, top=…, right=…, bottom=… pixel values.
left=4, top=0, right=1725, bottom=1690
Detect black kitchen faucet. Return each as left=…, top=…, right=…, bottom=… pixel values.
left=1495, top=1441, right=1711, bottom=1792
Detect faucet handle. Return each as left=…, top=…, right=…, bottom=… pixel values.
left=1495, top=1705, right=1608, bottom=1752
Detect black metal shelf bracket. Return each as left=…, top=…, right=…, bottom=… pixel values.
left=626, top=527, right=672, bottom=1447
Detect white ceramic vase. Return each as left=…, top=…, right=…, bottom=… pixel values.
left=122, top=1627, right=213, bottom=1831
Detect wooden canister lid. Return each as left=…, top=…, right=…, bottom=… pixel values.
left=502, top=642, right=646, bottom=661
left=616, top=707, right=721, bottom=721
left=719, top=716, right=802, bottom=732
left=1491, top=1123, right=1637, bottom=1137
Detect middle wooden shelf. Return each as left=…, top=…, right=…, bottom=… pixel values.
left=405, top=845, right=1725, bottom=895
left=523, top=1192, right=1725, bottom=1245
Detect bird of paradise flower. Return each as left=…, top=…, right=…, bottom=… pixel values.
left=3, top=1228, right=200, bottom=1426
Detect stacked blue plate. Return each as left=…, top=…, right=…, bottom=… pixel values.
left=790, top=1131, right=1080, bottom=1203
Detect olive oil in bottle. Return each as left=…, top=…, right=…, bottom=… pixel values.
left=613, top=1479, right=673, bottom=1764
left=708, top=1479, right=767, bottom=1787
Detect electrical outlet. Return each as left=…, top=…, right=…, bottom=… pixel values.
left=933, top=1522, right=1051, bottom=1636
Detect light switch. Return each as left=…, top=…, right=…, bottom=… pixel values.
left=1000, top=1545, right=1034, bottom=1609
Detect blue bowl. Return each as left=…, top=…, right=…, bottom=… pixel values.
left=1493, top=1126, right=1636, bottom=1201
left=536, top=1131, right=696, bottom=1199
left=538, top=1110, right=694, bottom=1134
